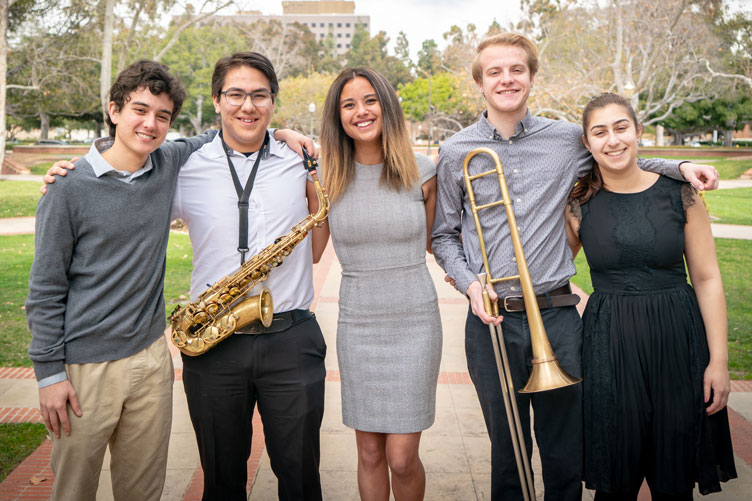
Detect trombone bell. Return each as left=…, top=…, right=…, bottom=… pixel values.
left=520, top=356, right=583, bottom=393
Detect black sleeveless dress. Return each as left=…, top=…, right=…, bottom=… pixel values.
left=577, top=175, right=736, bottom=495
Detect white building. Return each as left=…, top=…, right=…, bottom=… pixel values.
left=204, top=1, right=370, bottom=54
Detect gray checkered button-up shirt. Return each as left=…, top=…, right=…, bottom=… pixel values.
left=432, top=111, right=682, bottom=298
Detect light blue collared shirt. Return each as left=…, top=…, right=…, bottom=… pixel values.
left=85, top=137, right=153, bottom=183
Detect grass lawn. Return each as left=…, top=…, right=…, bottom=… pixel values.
left=27, top=161, right=55, bottom=176
left=0, top=423, right=48, bottom=482
left=0, top=181, right=41, bottom=218
left=644, top=155, right=751, bottom=179
left=571, top=238, right=752, bottom=379
left=0, top=232, right=193, bottom=367
left=704, top=188, right=752, bottom=226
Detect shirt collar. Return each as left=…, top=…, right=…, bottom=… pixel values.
left=207, top=129, right=282, bottom=160
left=479, top=109, right=535, bottom=141
left=84, top=137, right=153, bottom=178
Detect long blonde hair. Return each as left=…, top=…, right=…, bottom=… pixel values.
left=320, top=67, right=418, bottom=202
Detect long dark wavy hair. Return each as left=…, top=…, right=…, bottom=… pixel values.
left=569, top=92, right=641, bottom=204
left=320, top=67, right=418, bottom=202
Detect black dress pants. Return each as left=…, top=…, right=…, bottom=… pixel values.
left=182, top=315, right=326, bottom=501
left=465, top=305, right=584, bottom=501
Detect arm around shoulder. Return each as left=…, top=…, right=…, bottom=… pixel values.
left=162, top=129, right=218, bottom=167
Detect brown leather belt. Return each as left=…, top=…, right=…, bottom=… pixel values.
left=499, top=284, right=580, bottom=313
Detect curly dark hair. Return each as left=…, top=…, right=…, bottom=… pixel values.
left=106, top=60, right=185, bottom=137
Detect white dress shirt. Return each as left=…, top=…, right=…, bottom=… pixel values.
left=172, top=133, right=314, bottom=312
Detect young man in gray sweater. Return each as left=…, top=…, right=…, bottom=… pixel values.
left=25, top=60, right=215, bottom=501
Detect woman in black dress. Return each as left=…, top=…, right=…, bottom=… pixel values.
left=564, top=93, right=736, bottom=500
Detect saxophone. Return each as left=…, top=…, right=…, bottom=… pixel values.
left=170, top=152, right=329, bottom=356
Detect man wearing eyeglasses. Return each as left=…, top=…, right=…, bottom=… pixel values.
left=171, top=52, right=330, bottom=500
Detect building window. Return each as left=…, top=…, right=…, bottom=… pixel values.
left=320, top=33, right=324, bottom=38
left=329, top=23, right=333, bottom=27
left=346, top=44, right=350, bottom=48
left=337, top=43, right=342, bottom=48
left=346, top=33, right=350, bottom=38
left=337, top=33, right=342, bottom=38
left=346, top=23, right=350, bottom=27
left=337, top=23, right=342, bottom=27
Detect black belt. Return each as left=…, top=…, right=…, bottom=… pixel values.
left=235, top=309, right=314, bottom=335
left=500, top=284, right=580, bottom=313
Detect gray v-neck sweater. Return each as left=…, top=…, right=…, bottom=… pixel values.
left=27, top=132, right=215, bottom=382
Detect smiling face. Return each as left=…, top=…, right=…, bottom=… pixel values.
left=583, top=103, right=642, bottom=173
left=477, top=44, right=534, bottom=122
left=213, top=65, right=274, bottom=152
left=108, top=86, right=173, bottom=161
left=338, top=76, right=383, bottom=149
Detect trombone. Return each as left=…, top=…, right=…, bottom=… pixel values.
left=463, top=147, right=581, bottom=501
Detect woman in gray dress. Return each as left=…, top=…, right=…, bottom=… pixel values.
left=320, top=67, right=442, bottom=500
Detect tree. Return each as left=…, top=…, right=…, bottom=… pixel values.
left=2, top=0, right=51, bottom=166
left=661, top=93, right=752, bottom=146
left=234, top=19, right=315, bottom=78
left=98, top=0, right=232, bottom=129
left=441, top=24, right=479, bottom=73
left=346, top=24, right=412, bottom=87
left=7, top=23, right=100, bottom=138
left=398, top=71, right=483, bottom=133
left=160, top=23, right=246, bottom=133
left=272, top=72, right=335, bottom=137
left=416, top=39, right=441, bottom=74
left=522, top=0, right=735, bottom=125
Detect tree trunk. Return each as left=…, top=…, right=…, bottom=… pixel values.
left=39, top=112, right=50, bottom=139
left=723, top=130, right=733, bottom=147
left=95, top=120, right=102, bottom=138
left=100, top=0, right=115, bottom=127
left=0, top=0, right=13, bottom=168
left=191, top=95, right=204, bottom=135
left=673, top=132, right=684, bottom=146
left=656, top=124, right=665, bottom=146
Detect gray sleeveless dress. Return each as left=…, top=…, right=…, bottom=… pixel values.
left=329, top=153, right=442, bottom=433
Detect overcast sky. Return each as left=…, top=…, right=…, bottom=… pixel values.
left=245, top=0, right=752, bottom=59
left=252, top=0, right=524, bottom=59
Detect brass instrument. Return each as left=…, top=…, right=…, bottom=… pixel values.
left=170, top=154, right=330, bottom=356
left=463, top=147, right=581, bottom=501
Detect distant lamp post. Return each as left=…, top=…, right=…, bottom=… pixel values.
left=416, top=66, right=433, bottom=154
left=623, top=79, right=637, bottom=111
left=308, top=102, right=316, bottom=137
left=623, top=80, right=635, bottom=98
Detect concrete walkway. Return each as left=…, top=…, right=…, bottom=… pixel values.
left=1, top=239, right=752, bottom=500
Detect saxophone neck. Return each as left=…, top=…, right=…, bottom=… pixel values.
left=309, top=171, right=330, bottom=220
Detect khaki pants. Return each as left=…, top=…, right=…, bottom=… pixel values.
left=50, top=336, right=174, bottom=501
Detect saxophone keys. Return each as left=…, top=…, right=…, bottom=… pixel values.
left=193, top=311, right=208, bottom=324
left=219, top=293, right=232, bottom=303
left=206, top=302, right=219, bottom=314
left=206, top=326, right=220, bottom=341
left=172, top=329, right=187, bottom=346
left=187, top=336, right=205, bottom=351
left=229, top=287, right=240, bottom=296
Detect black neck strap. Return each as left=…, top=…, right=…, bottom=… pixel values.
left=220, top=130, right=270, bottom=265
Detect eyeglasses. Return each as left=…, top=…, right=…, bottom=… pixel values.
left=220, top=89, right=274, bottom=108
